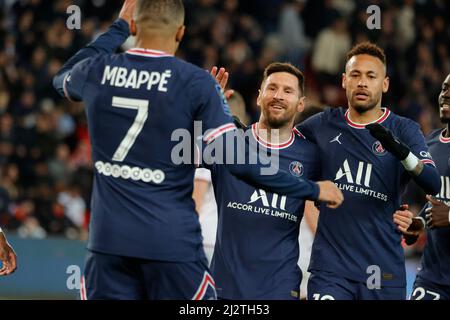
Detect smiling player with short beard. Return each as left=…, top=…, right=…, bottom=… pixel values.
left=206, top=62, right=332, bottom=300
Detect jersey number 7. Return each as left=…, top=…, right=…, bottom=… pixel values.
left=111, top=96, right=149, bottom=162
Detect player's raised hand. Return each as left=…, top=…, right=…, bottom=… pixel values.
left=119, top=0, right=137, bottom=26
left=316, top=181, right=344, bottom=209
left=210, top=66, right=234, bottom=99
left=0, top=232, right=17, bottom=276
left=425, top=195, right=450, bottom=229
left=365, top=123, right=410, bottom=160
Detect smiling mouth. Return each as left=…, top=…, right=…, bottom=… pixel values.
left=269, top=103, right=285, bottom=110
left=441, top=99, right=450, bottom=110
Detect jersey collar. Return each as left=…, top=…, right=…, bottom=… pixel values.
left=251, top=123, right=295, bottom=150
left=440, top=129, right=450, bottom=143
left=345, top=108, right=391, bottom=129
left=126, top=48, right=173, bottom=57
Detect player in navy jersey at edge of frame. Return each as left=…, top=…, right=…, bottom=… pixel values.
left=52, top=0, right=343, bottom=300
left=400, top=74, right=450, bottom=300
left=296, top=42, right=441, bottom=300
left=202, top=62, right=321, bottom=300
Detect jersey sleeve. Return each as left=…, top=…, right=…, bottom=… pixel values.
left=53, top=18, right=130, bottom=102
left=191, top=72, right=236, bottom=144
left=61, top=57, right=95, bottom=102
left=399, top=119, right=440, bottom=195
left=400, top=120, right=436, bottom=167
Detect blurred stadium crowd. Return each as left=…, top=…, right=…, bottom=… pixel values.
left=0, top=0, right=449, bottom=248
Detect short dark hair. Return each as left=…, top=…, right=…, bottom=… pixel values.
left=346, top=42, right=386, bottom=66
left=262, top=62, right=305, bottom=96
left=136, top=0, right=184, bottom=28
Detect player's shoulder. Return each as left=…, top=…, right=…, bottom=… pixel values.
left=292, top=127, right=318, bottom=150
left=73, top=53, right=107, bottom=73
left=117, top=51, right=208, bottom=78
left=168, top=58, right=213, bottom=80
left=74, top=52, right=130, bottom=77
left=296, top=107, right=345, bottom=132
left=90, top=52, right=121, bottom=66
left=426, top=128, right=444, bottom=143
left=386, top=109, right=420, bottom=128
left=325, top=106, right=347, bottom=117
left=385, top=110, right=422, bottom=138
left=305, top=106, right=345, bottom=122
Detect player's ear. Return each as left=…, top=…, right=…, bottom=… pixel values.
left=297, top=96, right=306, bottom=113
left=176, top=25, right=185, bottom=43
left=130, top=19, right=137, bottom=36
left=342, top=73, right=346, bottom=89
left=383, top=76, right=389, bottom=93
left=256, top=89, right=262, bottom=106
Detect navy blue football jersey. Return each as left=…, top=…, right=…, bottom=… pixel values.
left=209, top=123, right=320, bottom=299
left=297, top=107, right=436, bottom=287
left=417, top=129, right=450, bottom=285
left=63, top=48, right=235, bottom=261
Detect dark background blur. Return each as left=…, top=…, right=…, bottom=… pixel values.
left=0, top=0, right=449, bottom=275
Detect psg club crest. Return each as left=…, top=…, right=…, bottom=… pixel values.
left=372, top=141, right=387, bottom=156
left=289, top=161, right=304, bottom=177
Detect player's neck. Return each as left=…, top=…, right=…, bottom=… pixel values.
left=348, top=106, right=384, bottom=124
left=445, top=125, right=450, bottom=138
left=257, top=120, right=293, bottom=144
left=134, top=37, right=176, bottom=56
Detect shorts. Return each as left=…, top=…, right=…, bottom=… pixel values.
left=307, top=269, right=406, bottom=300
left=81, top=249, right=217, bottom=300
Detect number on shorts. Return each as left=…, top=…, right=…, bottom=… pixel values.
left=411, top=287, right=440, bottom=300
left=312, top=293, right=335, bottom=300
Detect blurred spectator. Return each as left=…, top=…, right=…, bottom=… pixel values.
left=278, top=0, right=310, bottom=68
left=13, top=199, right=47, bottom=239
left=48, top=143, right=72, bottom=187
left=311, top=14, right=351, bottom=86
left=57, top=185, right=86, bottom=239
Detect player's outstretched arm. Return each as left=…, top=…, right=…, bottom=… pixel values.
left=53, top=0, right=135, bottom=100
left=0, top=229, right=17, bottom=276
left=366, top=123, right=440, bottom=195
left=208, top=132, right=343, bottom=208
left=316, top=181, right=345, bottom=209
